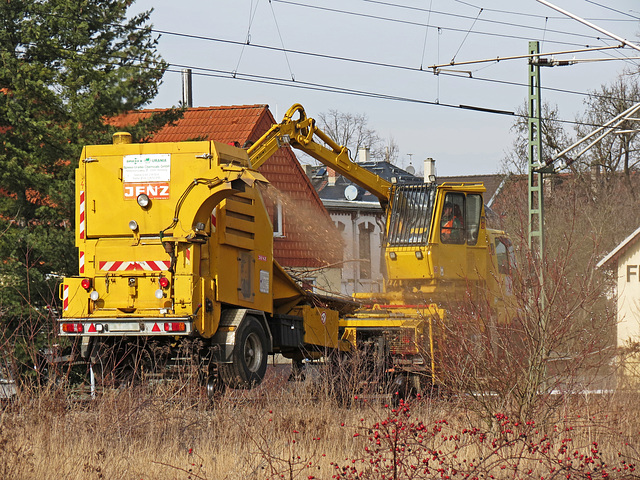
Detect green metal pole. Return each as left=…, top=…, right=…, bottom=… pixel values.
left=528, top=41, right=544, bottom=269
left=528, top=41, right=548, bottom=395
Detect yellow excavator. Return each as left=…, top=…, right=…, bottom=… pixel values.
left=248, top=104, right=515, bottom=397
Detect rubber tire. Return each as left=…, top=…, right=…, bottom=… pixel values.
left=390, top=374, right=414, bottom=407
left=219, top=316, right=268, bottom=389
left=205, top=373, right=226, bottom=401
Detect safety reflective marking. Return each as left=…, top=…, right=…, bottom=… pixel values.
left=88, top=324, right=96, bottom=333
left=79, top=251, right=85, bottom=274
left=79, top=190, right=85, bottom=240
left=63, top=285, right=69, bottom=311
left=211, top=207, right=217, bottom=232
left=152, top=323, right=161, bottom=332
left=99, top=260, right=170, bottom=272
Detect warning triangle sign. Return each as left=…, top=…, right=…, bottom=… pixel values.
left=152, top=323, right=161, bottom=332
left=88, top=324, right=96, bottom=333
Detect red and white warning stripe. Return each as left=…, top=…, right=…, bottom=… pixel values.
left=99, top=260, right=170, bottom=272
left=63, top=285, right=69, bottom=311
left=79, top=190, right=85, bottom=240
left=211, top=207, right=217, bottom=232
left=79, top=250, right=85, bottom=274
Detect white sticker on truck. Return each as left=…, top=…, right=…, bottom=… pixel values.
left=123, top=154, right=171, bottom=183
left=259, top=270, right=270, bottom=294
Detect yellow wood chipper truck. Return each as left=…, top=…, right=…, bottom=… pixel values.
left=58, top=132, right=349, bottom=395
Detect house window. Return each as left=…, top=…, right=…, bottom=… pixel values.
left=273, top=199, right=285, bottom=238
left=358, top=222, right=374, bottom=280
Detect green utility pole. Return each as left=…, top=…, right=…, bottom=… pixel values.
left=528, top=41, right=544, bottom=269
left=528, top=40, right=548, bottom=396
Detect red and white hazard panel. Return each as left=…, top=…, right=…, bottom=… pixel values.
left=99, top=261, right=170, bottom=272
left=63, top=285, right=69, bottom=311
left=79, top=190, right=85, bottom=240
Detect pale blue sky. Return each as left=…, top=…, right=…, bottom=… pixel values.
left=132, top=0, right=640, bottom=176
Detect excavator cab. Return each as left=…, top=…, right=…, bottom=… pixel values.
left=382, top=182, right=490, bottom=294
left=385, top=182, right=437, bottom=246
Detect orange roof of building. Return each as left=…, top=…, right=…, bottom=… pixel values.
left=111, top=105, right=342, bottom=268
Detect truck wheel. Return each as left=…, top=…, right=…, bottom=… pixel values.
left=205, top=373, right=226, bottom=401
left=390, top=374, right=414, bottom=406
left=219, top=316, right=268, bottom=389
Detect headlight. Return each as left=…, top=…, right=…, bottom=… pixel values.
left=137, top=193, right=150, bottom=208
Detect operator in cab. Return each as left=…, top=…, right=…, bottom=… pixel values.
left=441, top=202, right=463, bottom=244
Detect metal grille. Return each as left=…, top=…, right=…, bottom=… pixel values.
left=386, top=183, right=436, bottom=246
left=386, top=328, right=418, bottom=355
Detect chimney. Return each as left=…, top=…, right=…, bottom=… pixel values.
left=328, top=167, right=336, bottom=186
left=358, top=146, right=370, bottom=163
left=424, top=158, right=436, bottom=183
left=182, top=68, right=193, bottom=107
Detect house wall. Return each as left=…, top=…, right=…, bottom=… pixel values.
left=616, top=247, right=640, bottom=380
left=288, top=266, right=342, bottom=297
left=330, top=210, right=385, bottom=296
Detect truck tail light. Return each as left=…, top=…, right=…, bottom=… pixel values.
left=81, top=278, right=92, bottom=290
left=158, top=276, right=170, bottom=289
left=164, top=322, right=186, bottom=333
left=62, top=323, right=84, bottom=333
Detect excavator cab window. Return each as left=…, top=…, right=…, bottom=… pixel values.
left=440, top=192, right=482, bottom=245
left=440, top=193, right=465, bottom=244
left=386, top=183, right=437, bottom=246
left=465, top=194, right=482, bottom=245
left=495, top=236, right=514, bottom=275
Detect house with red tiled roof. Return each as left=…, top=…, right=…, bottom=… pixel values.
left=111, top=105, right=344, bottom=297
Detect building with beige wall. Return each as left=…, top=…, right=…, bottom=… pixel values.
left=597, top=225, right=640, bottom=383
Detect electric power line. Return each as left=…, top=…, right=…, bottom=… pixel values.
left=272, top=0, right=638, bottom=50
left=6, top=9, right=640, bottom=135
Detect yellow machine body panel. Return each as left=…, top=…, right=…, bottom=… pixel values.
left=289, top=304, right=340, bottom=350
left=63, top=138, right=278, bottom=338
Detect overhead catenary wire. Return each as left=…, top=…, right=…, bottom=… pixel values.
left=419, top=0, right=434, bottom=71
left=536, top=0, right=640, bottom=53
left=29, top=11, right=640, bottom=87
left=3, top=35, right=635, bottom=130
left=431, top=0, right=635, bottom=21
left=450, top=7, right=483, bottom=64
left=233, top=0, right=261, bottom=77
left=271, top=0, right=638, bottom=49
left=7, top=8, right=639, bottom=138
left=162, top=63, right=634, bottom=133
left=2, top=36, right=627, bottom=106
left=582, top=0, right=640, bottom=20
left=268, top=0, right=295, bottom=81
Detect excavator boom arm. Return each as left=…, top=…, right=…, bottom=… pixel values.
left=248, top=104, right=392, bottom=203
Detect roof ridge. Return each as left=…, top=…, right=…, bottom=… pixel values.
left=133, top=104, right=269, bottom=114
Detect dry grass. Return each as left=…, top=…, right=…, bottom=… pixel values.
left=1, top=367, right=639, bottom=480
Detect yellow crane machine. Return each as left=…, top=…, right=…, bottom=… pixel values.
left=248, top=104, right=515, bottom=397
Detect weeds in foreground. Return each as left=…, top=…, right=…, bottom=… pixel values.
left=1, top=383, right=639, bottom=480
